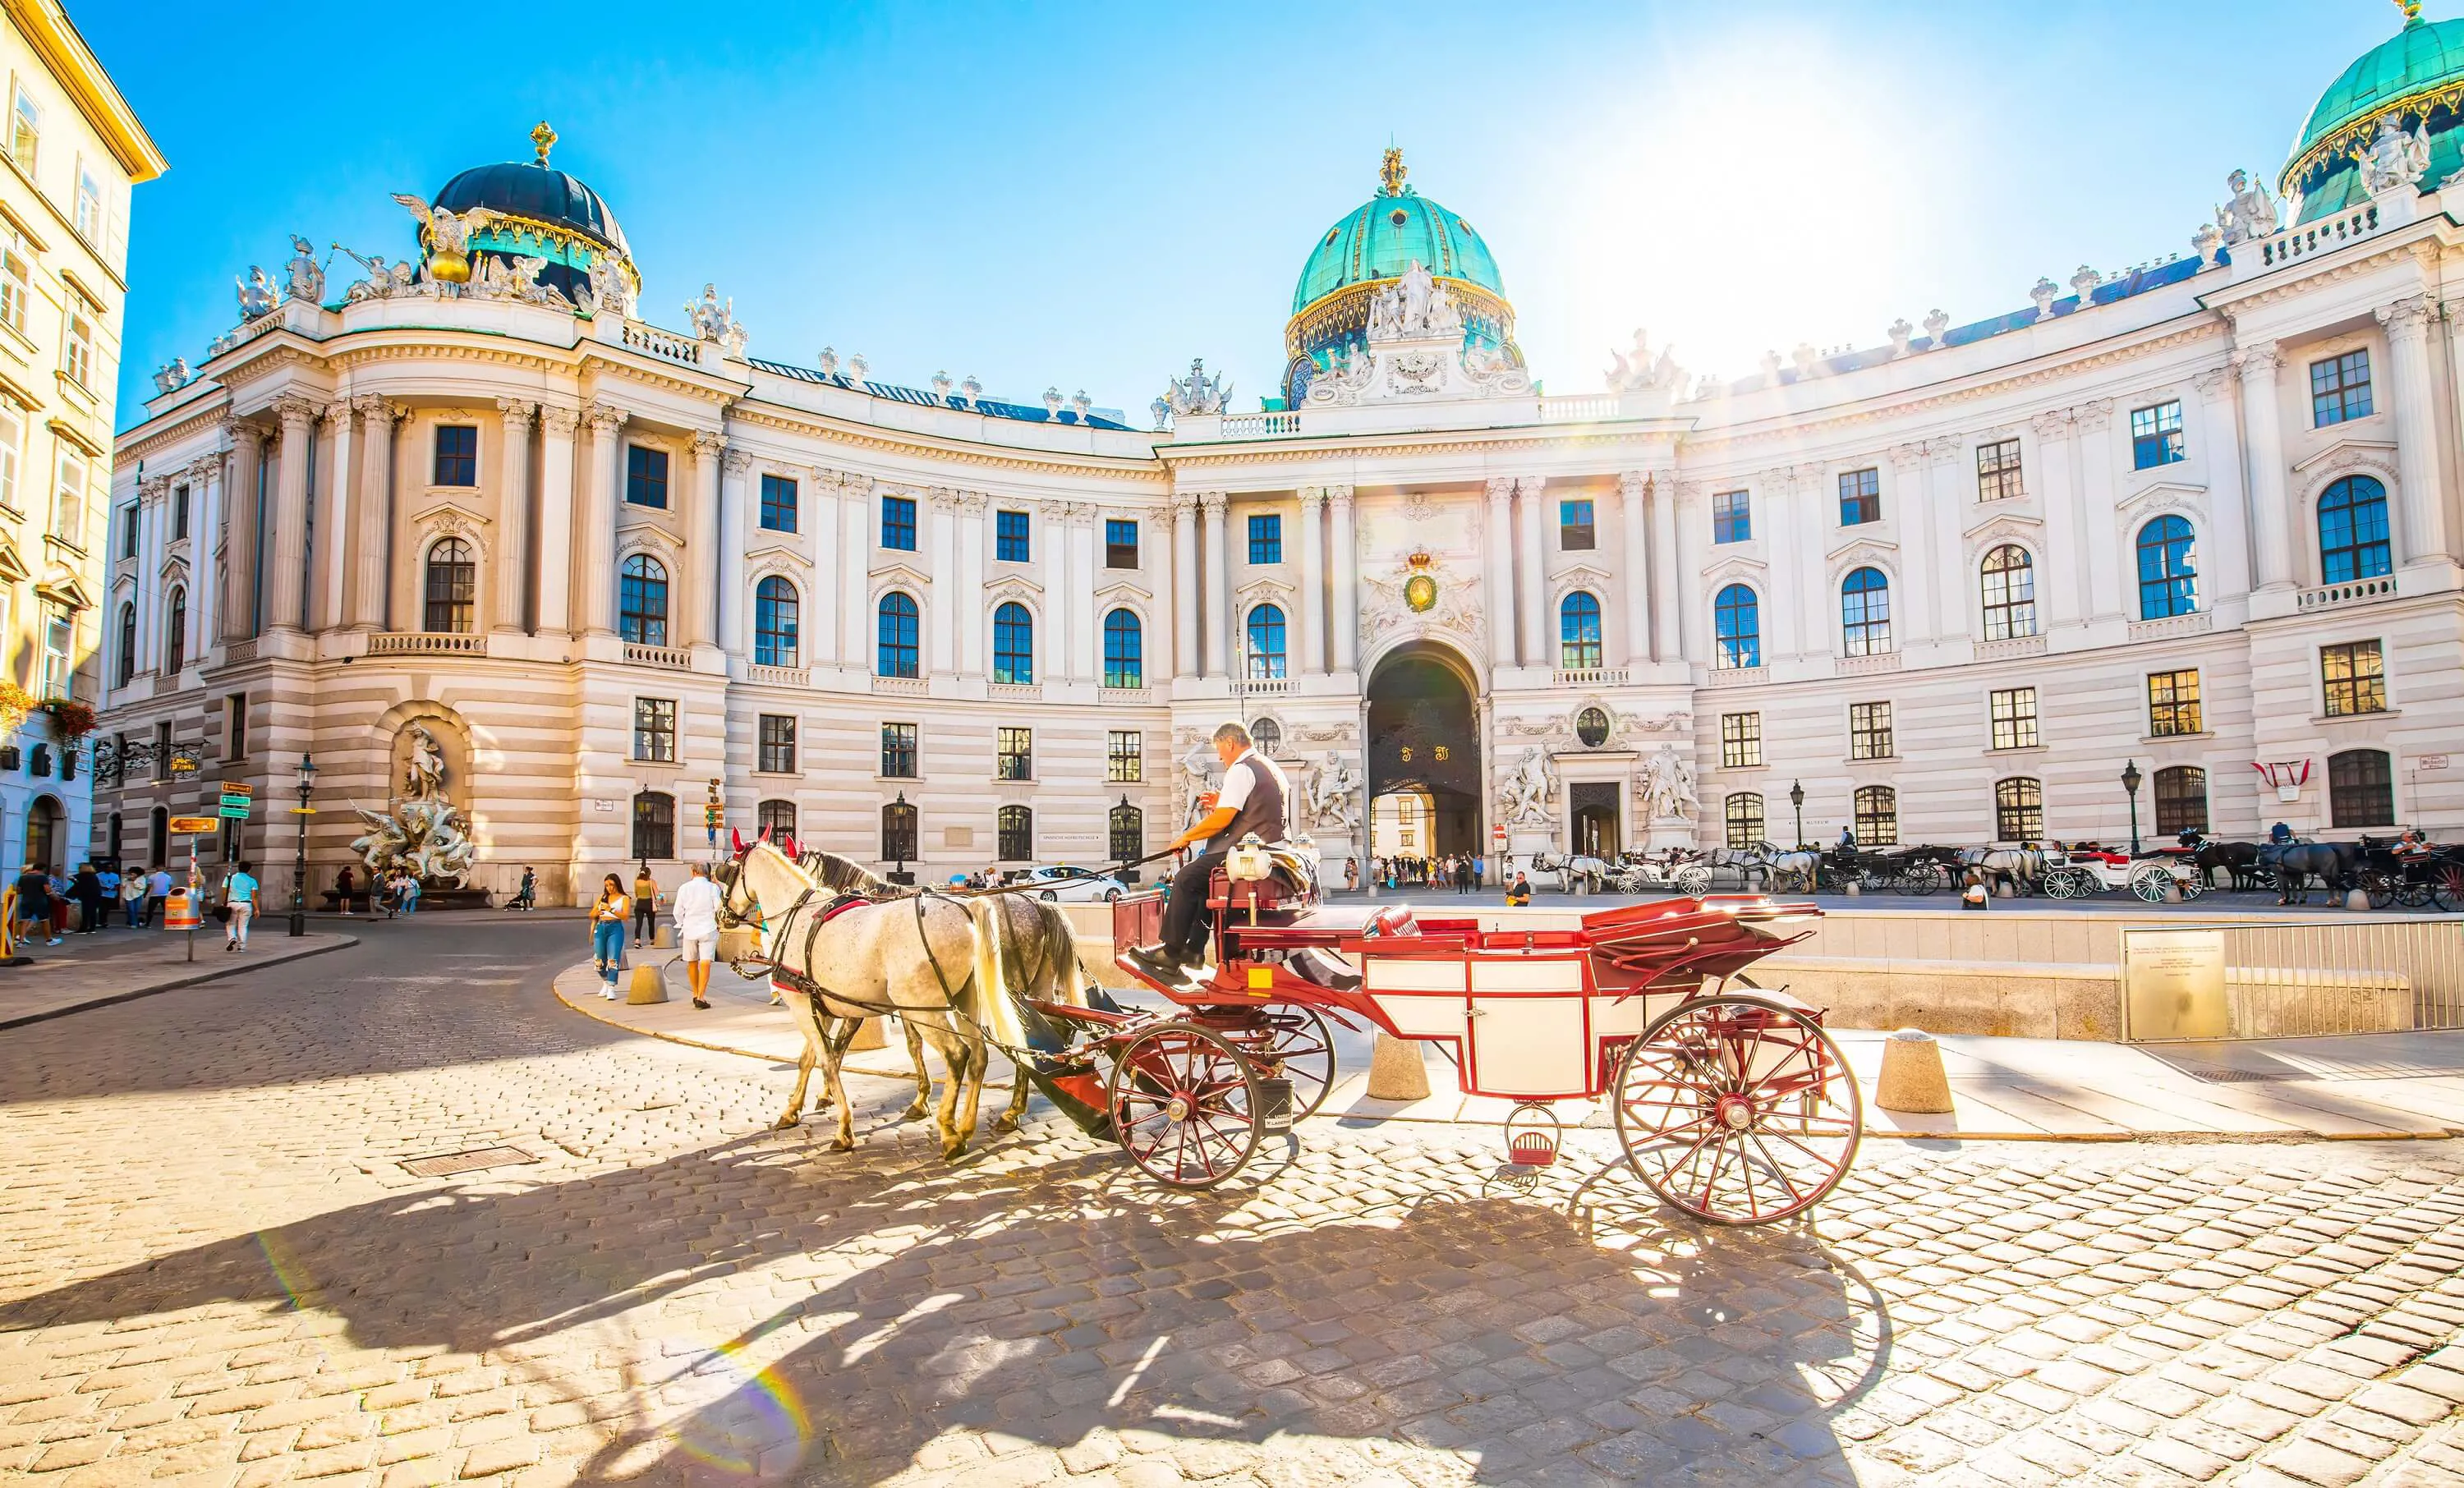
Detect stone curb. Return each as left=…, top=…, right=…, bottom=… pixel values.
left=0, top=934, right=361, bottom=1030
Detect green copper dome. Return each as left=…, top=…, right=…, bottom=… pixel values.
left=2285, top=8, right=2464, bottom=186
left=1290, top=151, right=1504, bottom=316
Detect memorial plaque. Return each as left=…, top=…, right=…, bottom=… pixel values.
left=2124, top=929, right=2227, bottom=1040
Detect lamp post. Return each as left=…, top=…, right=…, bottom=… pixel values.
left=1789, top=779, right=1806, bottom=851
left=288, top=753, right=315, bottom=937
left=2121, top=760, right=2144, bottom=855
left=890, top=790, right=911, bottom=886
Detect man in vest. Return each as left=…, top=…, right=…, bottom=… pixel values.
left=1134, top=720, right=1291, bottom=978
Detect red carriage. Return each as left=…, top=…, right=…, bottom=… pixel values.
left=1021, top=838, right=1864, bottom=1225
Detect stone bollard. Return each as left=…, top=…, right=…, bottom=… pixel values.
left=2164, top=882, right=2183, bottom=904
left=718, top=925, right=760, bottom=964
left=848, top=1016, right=888, bottom=1051
left=626, top=962, right=669, bottom=1005
left=1366, top=1031, right=1432, bottom=1101
left=1997, top=881, right=2016, bottom=899
left=654, top=924, right=673, bottom=949
left=1844, top=879, right=1861, bottom=898
left=1875, top=1028, right=1954, bottom=1114
left=2346, top=888, right=2374, bottom=912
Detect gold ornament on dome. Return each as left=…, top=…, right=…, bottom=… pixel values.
left=531, top=120, right=558, bottom=167
left=1404, top=549, right=1438, bottom=613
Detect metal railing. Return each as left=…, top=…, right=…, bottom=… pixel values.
left=2124, top=921, right=2464, bottom=1040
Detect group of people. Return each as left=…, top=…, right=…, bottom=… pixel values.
left=588, top=861, right=725, bottom=1009
left=5, top=860, right=262, bottom=951
left=1350, top=854, right=1487, bottom=893
left=330, top=864, right=426, bottom=917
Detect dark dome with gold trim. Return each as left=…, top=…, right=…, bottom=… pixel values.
left=427, top=123, right=637, bottom=305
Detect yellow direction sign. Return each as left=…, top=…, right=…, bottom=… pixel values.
left=167, top=815, right=218, bottom=834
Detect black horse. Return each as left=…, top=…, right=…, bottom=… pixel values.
left=2260, top=840, right=2361, bottom=905
left=2190, top=838, right=2261, bottom=891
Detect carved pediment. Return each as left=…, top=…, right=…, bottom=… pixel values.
left=869, top=559, right=933, bottom=590
left=411, top=498, right=491, bottom=532
left=986, top=574, right=1043, bottom=604
left=2291, top=436, right=2397, bottom=477
left=156, top=553, right=191, bottom=586
left=1233, top=575, right=1293, bottom=609
left=2114, top=480, right=2209, bottom=534
left=0, top=533, right=27, bottom=583
left=616, top=522, right=681, bottom=561
left=745, top=536, right=807, bottom=567
left=1094, top=577, right=1154, bottom=605
left=1825, top=539, right=1900, bottom=579
left=34, top=563, right=94, bottom=610
left=1699, top=552, right=1766, bottom=587
left=1963, top=511, right=2044, bottom=553
left=1549, top=562, right=1616, bottom=601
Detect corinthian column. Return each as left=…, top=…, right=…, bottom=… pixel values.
left=1326, top=485, right=1358, bottom=672
left=1200, top=491, right=1229, bottom=678
left=219, top=420, right=265, bottom=641
left=2377, top=297, right=2453, bottom=566
left=1171, top=494, right=1200, bottom=677
left=2190, top=366, right=2252, bottom=603
left=582, top=403, right=626, bottom=635
left=1297, top=486, right=1326, bottom=675
left=1483, top=476, right=1518, bottom=666
left=315, top=402, right=352, bottom=632
left=2236, top=341, right=2292, bottom=589
left=494, top=399, right=535, bottom=634
left=265, top=394, right=318, bottom=633
left=1616, top=472, right=1650, bottom=666
left=1515, top=476, right=1547, bottom=670
left=719, top=446, right=751, bottom=656
left=686, top=431, right=724, bottom=648
left=1647, top=472, right=1680, bottom=664
left=536, top=406, right=578, bottom=635
left=350, top=397, right=398, bottom=630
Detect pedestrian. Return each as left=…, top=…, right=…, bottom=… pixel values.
left=223, top=861, right=259, bottom=951
left=672, top=861, right=724, bottom=1010
left=11, top=861, right=54, bottom=947
left=1505, top=872, right=1533, bottom=907
left=48, top=870, right=69, bottom=939
left=97, top=863, right=119, bottom=924
left=145, top=864, right=172, bottom=928
left=515, top=866, right=537, bottom=911
left=589, top=873, right=630, bottom=999
left=1344, top=857, right=1359, bottom=893
left=632, top=862, right=659, bottom=948
left=399, top=874, right=421, bottom=916
left=71, top=863, right=104, bottom=935
left=334, top=865, right=356, bottom=915
left=1473, top=853, right=1486, bottom=891
left=118, top=866, right=145, bottom=928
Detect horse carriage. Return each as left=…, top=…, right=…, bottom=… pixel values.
left=2038, top=845, right=2209, bottom=902
left=1601, top=849, right=1716, bottom=897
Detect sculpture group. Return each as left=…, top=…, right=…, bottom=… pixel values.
left=349, top=724, right=477, bottom=888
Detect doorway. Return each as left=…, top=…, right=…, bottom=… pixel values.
left=1570, top=782, right=1620, bottom=858
left=25, top=796, right=62, bottom=875
left=1365, top=646, right=1481, bottom=860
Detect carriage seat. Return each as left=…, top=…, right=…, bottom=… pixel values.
left=1278, top=904, right=1414, bottom=993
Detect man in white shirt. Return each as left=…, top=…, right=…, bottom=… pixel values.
left=1133, top=720, right=1292, bottom=976
left=671, top=860, right=725, bottom=1008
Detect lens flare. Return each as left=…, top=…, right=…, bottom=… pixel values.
left=669, top=1335, right=811, bottom=1478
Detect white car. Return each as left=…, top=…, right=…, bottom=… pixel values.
left=1022, top=865, right=1129, bottom=902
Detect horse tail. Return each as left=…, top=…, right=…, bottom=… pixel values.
left=964, top=896, right=1027, bottom=1050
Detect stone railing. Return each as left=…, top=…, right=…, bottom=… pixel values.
left=1552, top=667, right=1630, bottom=687
left=622, top=320, right=703, bottom=367
left=746, top=663, right=809, bottom=687
left=1536, top=393, right=1621, bottom=423
left=2258, top=204, right=2379, bottom=268
left=369, top=631, right=485, bottom=656
left=1238, top=677, right=1294, bottom=696
left=1099, top=686, right=1152, bottom=704
left=871, top=673, right=927, bottom=696
left=1974, top=635, right=2048, bottom=662
left=222, top=639, right=258, bottom=665
left=2296, top=576, right=2397, bottom=612
left=989, top=682, right=1043, bottom=700
left=1218, top=411, right=1303, bottom=439
left=1835, top=651, right=1904, bottom=677
left=623, top=642, right=692, bottom=670
left=1703, top=664, right=1765, bottom=688
left=2127, top=611, right=2213, bottom=642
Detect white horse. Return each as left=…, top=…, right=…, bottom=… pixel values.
left=1764, top=848, right=1821, bottom=893
left=1960, top=845, right=2048, bottom=896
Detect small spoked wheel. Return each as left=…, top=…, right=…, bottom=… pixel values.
left=1106, top=1022, right=1262, bottom=1189
left=2178, top=871, right=2206, bottom=901
left=2130, top=868, right=2170, bottom=903
left=1242, top=1006, right=1337, bottom=1119
left=1611, top=993, right=1862, bottom=1226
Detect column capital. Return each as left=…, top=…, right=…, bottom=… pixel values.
left=1198, top=489, right=1228, bottom=517
left=319, top=400, right=352, bottom=432
left=495, top=397, right=538, bottom=428
left=1926, top=435, right=1966, bottom=466
left=539, top=403, right=581, bottom=436
left=2026, top=408, right=2073, bottom=441
left=721, top=447, right=754, bottom=476
left=182, top=453, right=220, bottom=481
left=1484, top=475, right=1515, bottom=504
left=350, top=393, right=402, bottom=425
left=219, top=416, right=264, bottom=448
left=926, top=485, right=959, bottom=512
left=2376, top=296, right=2438, bottom=340
left=2191, top=364, right=2238, bottom=399
left=2071, top=397, right=2115, bottom=434
left=690, top=427, right=725, bottom=457
left=1323, top=483, right=1354, bottom=509
left=1298, top=485, right=1326, bottom=512
left=1170, top=492, right=1201, bottom=517
left=2232, top=340, right=2283, bottom=378
left=1616, top=471, right=1649, bottom=502
left=584, top=401, right=627, bottom=435
left=1514, top=474, right=1547, bottom=498
left=1887, top=442, right=1926, bottom=472
left=268, top=392, right=319, bottom=426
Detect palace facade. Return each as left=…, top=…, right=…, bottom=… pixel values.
left=95, top=14, right=2464, bottom=902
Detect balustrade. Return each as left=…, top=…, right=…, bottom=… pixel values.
left=621, top=320, right=703, bottom=367
left=623, top=642, right=692, bottom=670
left=2258, top=205, right=2380, bottom=267
left=2295, top=576, right=2397, bottom=612
left=368, top=631, right=487, bottom=656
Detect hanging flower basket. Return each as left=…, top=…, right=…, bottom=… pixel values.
left=40, top=698, right=96, bottom=743
left=0, top=682, right=32, bottom=737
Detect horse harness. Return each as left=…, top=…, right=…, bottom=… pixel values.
left=748, top=879, right=1010, bottom=1049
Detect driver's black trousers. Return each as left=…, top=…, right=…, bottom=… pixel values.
left=1158, top=850, right=1228, bottom=961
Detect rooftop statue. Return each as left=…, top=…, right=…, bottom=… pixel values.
left=234, top=266, right=279, bottom=321
left=686, top=282, right=748, bottom=355
left=150, top=357, right=191, bottom=396
left=284, top=236, right=324, bottom=305
left=1164, top=356, right=1228, bottom=416
left=2360, top=116, right=2433, bottom=195
left=582, top=250, right=634, bottom=319
left=2215, top=169, right=2281, bottom=245
left=390, top=193, right=500, bottom=285
left=1606, top=328, right=1680, bottom=392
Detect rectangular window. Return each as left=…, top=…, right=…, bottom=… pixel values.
left=2147, top=668, right=2203, bottom=737
left=226, top=692, right=247, bottom=760
left=172, top=484, right=189, bottom=540
left=10, top=85, right=36, bottom=171
left=1558, top=498, right=1595, bottom=550
left=996, top=726, right=1032, bottom=781
left=1105, top=517, right=1138, bottom=568
left=1850, top=700, right=1894, bottom=760
left=1995, top=778, right=2044, bottom=843
left=880, top=494, right=917, bottom=550
left=38, top=602, right=69, bottom=700
left=2131, top=400, right=2185, bottom=470
left=1248, top=512, right=1282, bottom=565
left=431, top=425, right=477, bottom=486
left=625, top=444, right=669, bottom=507
left=62, top=295, right=93, bottom=389
left=73, top=161, right=100, bottom=242
left=1976, top=438, right=2024, bottom=502
left=880, top=722, right=917, bottom=778
left=0, top=233, right=26, bottom=336
left=2320, top=640, right=2386, bottom=717
left=995, top=509, right=1031, bottom=563
left=51, top=447, right=84, bottom=548
left=757, top=714, right=797, bottom=774
left=1837, top=467, right=1879, bottom=526
left=0, top=400, right=19, bottom=513
left=1719, top=712, right=1762, bottom=769
left=632, top=697, right=677, bottom=762
left=1712, top=489, right=1751, bottom=544
left=117, top=503, right=137, bottom=560
left=1107, top=729, right=1142, bottom=783
left=759, top=473, right=798, bottom=532
left=2310, top=349, right=2373, bottom=428
left=1989, top=687, right=2039, bottom=751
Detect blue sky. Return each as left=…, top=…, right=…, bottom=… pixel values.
left=85, top=0, right=2411, bottom=428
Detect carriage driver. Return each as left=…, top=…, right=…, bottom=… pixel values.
left=1133, top=721, right=1293, bottom=978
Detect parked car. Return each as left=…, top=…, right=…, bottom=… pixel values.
left=1023, top=865, right=1129, bottom=902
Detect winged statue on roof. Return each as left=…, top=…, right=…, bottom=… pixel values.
left=390, top=193, right=499, bottom=284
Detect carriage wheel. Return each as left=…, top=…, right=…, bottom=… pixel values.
left=2434, top=864, right=2464, bottom=912
left=1243, top=1006, right=1336, bottom=1118
left=1674, top=865, right=1713, bottom=897
left=2130, top=867, right=2169, bottom=903
left=2361, top=873, right=2397, bottom=911
left=1610, top=994, right=1862, bottom=1226
left=1896, top=862, right=1947, bottom=897
left=1106, top=1022, right=1263, bottom=1190
left=2178, top=870, right=2205, bottom=901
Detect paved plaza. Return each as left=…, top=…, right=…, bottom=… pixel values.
left=2, top=916, right=2462, bottom=1486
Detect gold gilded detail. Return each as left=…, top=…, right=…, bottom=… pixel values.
left=531, top=120, right=558, bottom=168
left=1379, top=146, right=1407, bottom=197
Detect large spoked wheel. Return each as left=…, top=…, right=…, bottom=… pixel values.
left=1897, top=861, right=1949, bottom=897
left=2177, top=869, right=2205, bottom=901
left=1242, top=1006, right=1337, bottom=1118
left=2129, top=866, right=2171, bottom=903
left=1106, top=1022, right=1263, bottom=1190
left=2433, top=863, right=2464, bottom=912
left=1674, top=864, right=1713, bottom=897
left=1611, top=994, right=1863, bottom=1226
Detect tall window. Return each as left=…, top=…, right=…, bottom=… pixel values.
left=432, top=425, right=477, bottom=486
left=39, top=602, right=70, bottom=699
left=1979, top=545, right=2037, bottom=641
left=424, top=538, right=476, bottom=633
left=880, top=722, right=917, bottom=778
left=1110, top=803, right=1143, bottom=862
left=1558, top=498, right=1595, bottom=550
left=1248, top=512, right=1282, bottom=565
left=172, top=485, right=189, bottom=540
left=2311, top=350, right=2372, bottom=427
left=1106, top=517, right=1138, bottom=567
left=1989, top=687, right=2039, bottom=750
left=1850, top=701, right=1893, bottom=760
left=1837, top=467, right=1880, bottom=526
left=757, top=800, right=797, bottom=840
left=1108, top=729, right=1143, bottom=783
left=759, top=473, right=798, bottom=532
left=73, top=162, right=100, bottom=241
left=880, top=494, right=917, bottom=550
left=1841, top=567, right=1892, bottom=655
left=1854, top=786, right=1898, bottom=847
left=0, top=231, right=25, bottom=337
left=1712, top=489, right=1751, bottom=544
left=1103, top=609, right=1142, bottom=689
left=618, top=555, right=669, bottom=645
left=1994, top=778, right=2043, bottom=843
left=625, top=445, right=669, bottom=507
left=757, top=714, right=797, bottom=774
left=996, top=509, right=1031, bottom=563
left=118, top=503, right=137, bottom=559
left=8, top=86, right=34, bottom=170
left=1725, top=793, right=1766, bottom=849
left=754, top=576, right=799, bottom=666
left=992, top=602, right=1034, bottom=684
left=1714, top=584, right=1760, bottom=669
left=876, top=592, right=920, bottom=677
left=1976, top=438, right=2024, bottom=501
left=1558, top=591, right=1602, bottom=669
left=2318, top=475, right=2393, bottom=584
left=62, top=293, right=93, bottom=389
left=0, top=398, right=18, bottom=513
left=2148, top=669, right=2202, bottom=737
left=996, top=805, right=1033, bottom=861
left=2328, top=749, right=2394, bottom=829
left=2321, top=640, right=2386, bottom=716
left=881, top=799, right=918, bottom=861
left=2154, top=766, right=2208, bottom=835
left=2131, top=400, right=2184, bottom=469
left=997, top=726, right=1032, bottom=780
left=631, top=792, right=675, bottom=860
left=113, top=600, right=135, bottom=687
left=2136, top=516, right=2198, bottom=618
left=632, top=697, right=676, bottom=762
left=163, top=587, right=186, bottom=674
left=1720, top=712, right=1761, bottom=769
left=1245, top=604, right=1287, bottom=679
left=51, top=447, right=85, bottom=548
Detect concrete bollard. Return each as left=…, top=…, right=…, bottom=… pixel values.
left=1366, top=1031, right=1432, bottom=1101
left=2164, top=883, right=2183, bottom=904
left=848, top=1016, right=888, bottom=1051
left=2346, top=889, right=2374, bottom=912
left=718, top=926, right=760, bottom=964
left=654, top=924, right=673, bottom=949
left=1844, top=879, right=1861, bottom=898
left=1997, top=881, right=2016, bottom=899
left=626, top=962, right=669, bottom=1005
left=1875, top=1028, right=1954, bottom=1114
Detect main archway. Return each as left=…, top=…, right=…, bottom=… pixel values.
left=1364, top=645, right=1481, bottom=861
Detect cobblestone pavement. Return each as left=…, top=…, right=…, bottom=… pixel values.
left=2, top=920, right=2462, bottom=1487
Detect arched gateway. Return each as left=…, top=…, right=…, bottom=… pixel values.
left=1363, top=645, right=1482, bottom=861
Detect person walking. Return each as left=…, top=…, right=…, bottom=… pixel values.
left=515, top=866, right=537, bottom=911
left=334, top=865, right=356, bottom=915
left=11, top=862, right=53, bottom=947
left=48, top=870, right=69, bottom=939
left=1344, top=857, right=1359, bottom=893
left=398, top=874, right=421, bottom=916
left=671, top=861, right=724, bottom=1010
left=632, top=863, right=659, bottom=948
left=1473, top=853, right=1487, bottom=891
left=145, top=864, right=172, bottom=928
left=70, top=863, right=105, bottom=935
left=590, top=874, right=630, bottom=1000
left=97, top=864, right=120, bottom=925
left=223, top=861, right=259, bottom=951
left=117, top=866, right=145, bottom=927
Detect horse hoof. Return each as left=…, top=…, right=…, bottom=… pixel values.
left=771, top=1114, right=801, bottom=1131
left=830, top=1135, right=856, bottom=1152
left=942, top=1144, right=970, bottom=1162
left=902, top=1101, right=930, bottom=1122
left=994, top=1114, right=1021, bottom=1135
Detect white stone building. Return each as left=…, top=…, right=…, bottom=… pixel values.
left=93, top=16, right=2464, bottom=902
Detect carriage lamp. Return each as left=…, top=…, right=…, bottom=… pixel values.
left=1788, top=779, right=1806, bottom=851
left=2121, top=760, right=2144, bottom=856
left=288, top=753, right=316, bottom=938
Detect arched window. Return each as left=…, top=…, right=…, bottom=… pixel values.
left=2318, top=475, right=2393, bottom=584
left=876, top=591, right=920, bottom=677
left=1841, top=567, right=1892, bottom=655
left=996, top=804, right=1033, bottom=861
left=163, top=587, right=186, bottom=675
left=1713, top=584, right=1760, bottom=670
left=1993, top=777, right=2043, bottom=843
left=756, top=799, right=797, bottom=841
left=425, top=537, right=476, bottom=634
left=1252, top=718, right=1282, bottom=755
left=1724, top=793, right=1765, bottom=850
left=149, top=805, right=168, bottom=868
left=630, top=791, right=674, bottom=860
left=992, top=601, right=1034, bottom=685
left=1854, top=785, right=1898, bottom=846
left=1245, top=604, right=1286, bottom=680
left=2135, top=516, right=2197, bottom=619
left=753, top=576, right=799, bottom=667
left=880, top=798, right=918, bottom=862
left=1109, top=803, right=1143, bottom=862
left=1103, top=609, right=1142, bottom=689
left=1559, top=591, right=1603, bottom=670
left=618, top=554, right=669, bottom=646
left=2154, top=765, right=2208, bottom=836
left=1979, top=544, right=2037, bottom=641
left=113, top=599, right=135, bottom=687
left=2328, top=749, right=2394, bottom=829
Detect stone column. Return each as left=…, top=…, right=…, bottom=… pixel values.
left=1648, top=471, right=1680, bottom=664
left=1067, top=505, right=1098, bottom=681
left=130, top=478, right=159, bottom=673
left=582, top=402, right=626, bottom=636
left=1297, top=487, right=1326, bottom=675
left=2377, top=296, right=2453, bottom=565
left=684, top=431, right=724, bottom=649
left=1885, top=444, right=1935, bottom=643
left=1326, top=485, right=1358, bottom=673
left=2074, top=401, right=2122, bottom=619
left=1671, top=480, right=1707, bottom=663
left=718, top=445, right=751, bottom=656
left=2191, top=367, right=2253, bottom=605
left=349, top=398, right=398, bottom=630
left=1170, top=494, right=1200, bottom=678
left=840, top=477, right=872, bottom=670
left=1926, top=439, right=1967, bottom=643
left=2030, top=411, right=2081, bottom=631
left=536, top=406, right=578, bottom=635
left=1483, top=476, right=1519, bottom=665
left=494, top=399, right=534, bottom=634
left=1200, top=491, right=1229, bottom=678
left=1758, top=470, right=1798, bottom=660
left=957, top=492, right=986, bottom=676
left=192, top=455, right=223, bottom=659
left=1515, top=477, right=1547, bottom=671
left=264, top=394, right=317, bottom=634
left=2236, top=341, right=2293, bottom=589
left=1616, top=472, right=1651, bottom=666
left=1040, top=501, right=1069, bottom=681
left=927, top=489, right=959, bottom=675
left=315, top=402, right=352, bottom=632
left=218, top=421, right=264, bottom=642
left=807, top=468, right=840, bottom=666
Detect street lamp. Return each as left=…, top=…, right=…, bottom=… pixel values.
left=288, top=753, right=315, bottom=937
left=2121, top=760, right=2144, bottom=855
left=890, top=790, right=911, bottom=886
left=1789, top=779, right=1806, bottom=851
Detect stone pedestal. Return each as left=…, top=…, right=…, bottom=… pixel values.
left=848, top=1016, right=888, bottom=1051
left=1367, top=1031, right=1432, bottom=1100
left=626, top=963, right=669, bottom=1005
left=1645, top=820, right=1694, bottom=850
left=1876, top=1028, right=1952, bottom=1113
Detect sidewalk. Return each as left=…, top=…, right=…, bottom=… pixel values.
left=551, top=958, right=2464, bottom=1143
left=1, top=925, right=356, bottom=1027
